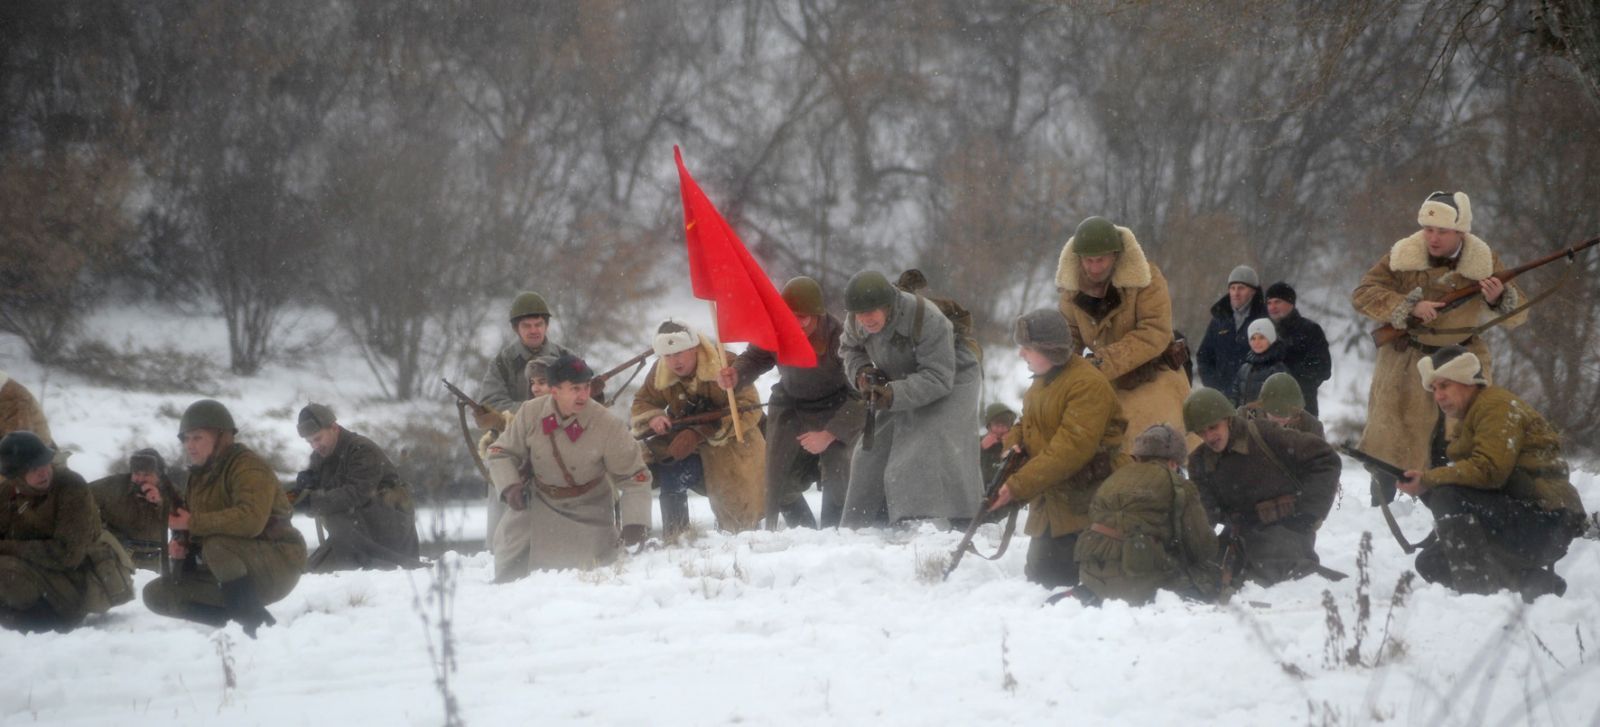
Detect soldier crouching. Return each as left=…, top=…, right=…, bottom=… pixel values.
left=1, top=432, right=134, bottom=632
left=1075, top=424, right=1220, bottom=605
left=291, top=403, right=422, bottom=572
left=143, top=400, right=307, bottom=637
left=88, top=448, right=178, bottom=571
left=1397, top=346, right=1586, bottom=602
left=1185, top=387, right=1341, bottom=585
left=487, top=355, right=651, bottom=582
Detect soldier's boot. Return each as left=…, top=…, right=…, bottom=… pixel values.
left=780, top=497, right=818, bottom=530
left=1436, top=514, right=1515, bottom=595
left=0, top=601, right=67, bottom=633
left=1412, top=545, right=1451, bottom=586
left=660, top=492, right=690, bottom=543
left=220, top=579, right=276, bottom=639
left=1517, top=567, right=1567, bottom=603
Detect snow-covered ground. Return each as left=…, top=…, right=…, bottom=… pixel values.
left=3, top=302, right=1598, bottom=725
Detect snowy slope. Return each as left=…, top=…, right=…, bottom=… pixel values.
left=2, top=303, right=1598, bottom=725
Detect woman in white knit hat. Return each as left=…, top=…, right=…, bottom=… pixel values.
left=1229, top=318, right=1289, bottom=406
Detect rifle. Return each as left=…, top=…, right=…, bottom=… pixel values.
left=590, top=347, right=654, bottom=405
left=1370, top=235, right=1600, bottom=349
left=860, top=368, right=890, bottom=451
left=1218, top=522, right=1246, bottom=591
left=442, top=378, right=495, bottom=482
left=942, top=447, right=1028, bottom=579
left=165, top=490, right=191, bottom=583
left=636, top=402, right=768, bottom=446
left=595, top=347, right=654, bottom=383
left=1338, top=443, right=1421, bottom=554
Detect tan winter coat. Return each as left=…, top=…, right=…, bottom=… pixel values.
left=631, top=336, right=766, bottom=532
left=1351, top=232, right=1526, bottom=470
left=1001, top=356, right=1129, bottom=538
left=0, top=373, right=53, bottom=446
left=1055, top=227, right=1192, bottom=441
left=488, top=396, right=652, bottom=578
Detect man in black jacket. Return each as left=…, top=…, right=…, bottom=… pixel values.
left=1196, top=265, right=1268, bottom=402
left=1264, top=282, right=1332, bottom=416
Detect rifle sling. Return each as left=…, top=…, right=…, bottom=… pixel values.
left=456, top=401, right=494, bottom=483
left=960, top=507, right=1020, bottom=562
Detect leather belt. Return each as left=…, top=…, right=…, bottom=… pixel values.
left=1089, top=522, right=1125, bottom=540
left=535, top=478, right=602, bottom=500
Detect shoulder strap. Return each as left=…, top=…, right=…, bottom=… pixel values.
left=542, top=426, right=580, bottom=488
left=1244, top=418, right=1300, bottom=490
left=912, top=292, right=927, bottom=342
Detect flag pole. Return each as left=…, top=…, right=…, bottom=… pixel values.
left=709, top=300, right=746, bottom=443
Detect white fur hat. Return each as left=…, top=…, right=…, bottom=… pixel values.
left=1417, top=191, right=1472, bottom=234
left=1247, top=318, right=1277, bottom=345
left=653, top=323, right=700, bottom=356
left=1417, top=346, right=1486, bottom=391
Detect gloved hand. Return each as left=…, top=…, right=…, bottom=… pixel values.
left=870, top=384, right=894, bottom=411
left=855, top=365, right=885, bottom=392
left=589, top=378, right=607, bottom=404
left=473, top=408, right=506, bottom=431
left=291, top=489, right=316, bottom=514
left=621, top=524, right=648, bottom=546
left=502, top=485, right=530, bottom=511
left=666, top=429, right=704, bottom=461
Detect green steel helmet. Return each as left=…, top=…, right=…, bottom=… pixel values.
left=180, top=399, right=237, bottom=436
left=982, top=403, right=1017, bottom=427
left=844, top=271, right=897, bottom=314
left=1072, top=216, right=1124, bottom=257
left=781, top=276, right=826, bottom=317
left=0, top=431, right=55, bottom=479
left=1182, top=387, right=1235, bottom=433
left=508, top=292, right=552, bottom=323
left=1257, top=373, right=1305, bottom=417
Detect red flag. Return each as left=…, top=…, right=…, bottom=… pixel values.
left=674, top=146, right=817, bottom=367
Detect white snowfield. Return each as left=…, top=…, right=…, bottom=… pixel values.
left=3, top=304, right=1597, bottom=725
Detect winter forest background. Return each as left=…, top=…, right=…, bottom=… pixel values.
left=4, top=0, right=1600, bottom=457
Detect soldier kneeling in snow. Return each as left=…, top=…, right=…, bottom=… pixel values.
left=488, top=355, right=651, bottom=582
left=1, top=432, right=134, bottom=632
left=290, top=403, right=422, bottom=572
left=1397, top=346, right=1586, bottom=602
left=1075, top=424, right=1219, bottom=605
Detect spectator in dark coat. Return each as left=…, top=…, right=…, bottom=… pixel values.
left=1264, top=282, right=1332, bottom=416
left=1196, top=265, right=1268, bottom=402
left=1232, top=319, right=1290, bottom=406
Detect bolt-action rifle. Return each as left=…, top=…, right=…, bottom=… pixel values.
left=1370, top=235, right=1599, bottom=349
left=943, top=447, right=1028, bottom=579
left=860, top=369, right=890, bottom=451
left=1338, top=443, right=1422, bottom=554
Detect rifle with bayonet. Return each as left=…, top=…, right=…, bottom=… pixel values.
left=1370, top=235, right=1599, bottom=349
left=1338, top=443, right=1422, bottom=553
left=942, top=446, right=1028, bottom=579
left=859, top=368, right=889, bottom=451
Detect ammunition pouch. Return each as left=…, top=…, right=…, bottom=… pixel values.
left=1252, top=494, right=1297, bottom=525
left=1114, top=339, right=1187, bottom=391
left=83, top=532, right=135, bottom=613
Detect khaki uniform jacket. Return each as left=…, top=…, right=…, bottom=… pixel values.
left=88, top=473, right=170, bottom=569
left=185, top=444, right=306, bottom=594
left=1001, top=356, right=1129, bottom=538
left=1351, top=232, right=1525, bottom=470
left=1076, top=461, right=1219, bottom=604
left=1421, top=386, right=1583, bottom=517
left=488, top=396, right=652, bottom=575
left=478, top=339, right=575, bottom=414
left=1055, top=227, right=1191, bottom=441
left=0, top=374, right=52, bottom=445
left=632, top=338, right=766, bottom=532
left=0, top=468, right=101, bottom=618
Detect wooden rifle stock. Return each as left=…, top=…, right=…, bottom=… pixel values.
left=942, top=447, right=1028, bottom=580
left=441, top=378, right=490, bottom=415
left=1370, top=235, right=1600, bottom=348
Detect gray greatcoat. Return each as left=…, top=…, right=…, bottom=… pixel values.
left=486, top=396, right=652, bottom=581
left=839, top=290, right=983, bottom=524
